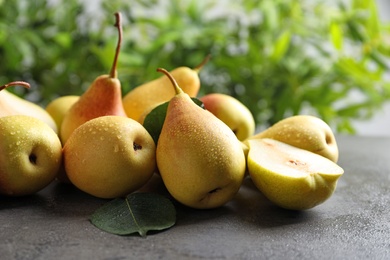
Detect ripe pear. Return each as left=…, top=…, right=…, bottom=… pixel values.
left=0, top=115, right=62, bottom=196
left=199, top=93, right=255, bottom=141
left=122, top=55, right=210, bottom=123
left=63, top=116, right=156, bottom=199
left=0, top=81, right=58, bottom=133
left=250, top=115, right=339, bottom=162
left=247, top=138, right=344, bottom=210
left=46, top=95, right=79, bottom=135
left=60, top=12, right=127, bottom=144
left=156, top=68, right=246, bottom=209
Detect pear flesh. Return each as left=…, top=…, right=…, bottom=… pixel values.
left=156, top=68, right=246, bottom=209
left=247, top=138, right=344, bottom=210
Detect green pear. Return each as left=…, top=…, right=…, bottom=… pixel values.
left=63, top=116, right=156, bottom=199
left=0, top=81, right=58, bottom=133
left=60, top=12, right=127, bottom=144
left=0, top=115, right=62, bottom=196
left=250, top=115, right=339, bottom=162
left=156, top=68, right=246, bottom=209
left=45, top=95, right=79, bottom=136
left=247, top=138, right=344, bottom=210
left=199, top=93, right=255, bottom=141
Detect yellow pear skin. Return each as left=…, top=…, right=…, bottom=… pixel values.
left=122, top=55, right=210, bottom=123
left=46, top=95, right=79, bottom=134
left=250, top=115, right=339, bottom=162
left=63, top=116, right=156, bottom=199
left=156, top=68, right=246, bottom=209
left=0, top=81, right=57, bottom=133
left=200, top=93, right=255, bottom=141
left=247, top=138, right=344, bottom=210
left=0, top=115, right=62, bottom=196
left=60, top=13, right=127, bottom=144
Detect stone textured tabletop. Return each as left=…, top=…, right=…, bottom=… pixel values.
left=1, top=135, right=389, bottom=260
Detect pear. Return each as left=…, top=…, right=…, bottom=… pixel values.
left=122, top=55, right=210, bottom=123
left=0, top=81, right=58, bottom=133
left=63, top=116, right=156, bottom=199
left=45, top=95, right=79, bottom=136
left=199, top=93, right=255, bottom=141
left=60, top=12, right=127, bottom=144
left=156, top=68, right=246, bottom=209
left=0, top=115, right=62, bottom=196
left=250, top=115, right=339, bottom=162
left=247, top=138, right=344, bottom=210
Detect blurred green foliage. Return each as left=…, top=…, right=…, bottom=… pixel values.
left=1, top=0, right=390, bottom=133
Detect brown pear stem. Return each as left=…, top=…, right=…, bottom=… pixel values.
left=0, top=81, right=30, bottom=92
left=109, top=12, right=122, bottom=79
left=193, top=54, right=211, bottom=73
left=157, top=68, right=184, bottom=95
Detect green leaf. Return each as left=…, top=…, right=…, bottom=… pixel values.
left=53, top=32, right=72, bottom=49
left=330, top=21, right=343, bottom=50
left=143, top=98, right=204, bottom=145
left=271, top=30, right=291, bottom=61
left=90, top=193, right=176, bottom=237
left=143, top=101, right=169, bottom=145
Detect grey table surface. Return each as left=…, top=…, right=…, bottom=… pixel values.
left=1, top=135, right=389, bottom=260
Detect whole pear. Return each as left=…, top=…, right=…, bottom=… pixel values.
left=122, top=55, right=210, bottom=123
left=63, top=116, right=156, bottom=199
left=156, top=68, right=246, bottom=209
left=46, top=95, right=79, bottom=136
left=250, top=115, right=339, bottom=162
left=0, top=115, right=62, bottom=196
left=199, top=93, right=255, bottom=141
left=0, top=81, right=57, bottom=133
left=60, top=12, right=127, bottom=144
left=247, top=138, right=344, bottom=210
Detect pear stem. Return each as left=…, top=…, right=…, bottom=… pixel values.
left=0, top=81, right=31, bottom=92
left=193, top=54, right=211, bottom=73
left=157, top=68, right=184, bottom=95
left=109, top=12, right=122, bottom=79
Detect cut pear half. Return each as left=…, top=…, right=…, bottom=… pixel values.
left=247, top=138, right=344, bottom=210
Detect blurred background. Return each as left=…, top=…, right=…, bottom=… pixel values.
left=0, top=0, right=389, bottom=135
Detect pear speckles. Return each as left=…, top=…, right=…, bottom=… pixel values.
left=155, top=68, right=246, bottom=209
left=0, top=115, right=62, bottom=196
left=59, top=13, right=127, bottom=144
left=114, top=144, right=120, bottom=153
left=63, top=115, right=156, bottom=199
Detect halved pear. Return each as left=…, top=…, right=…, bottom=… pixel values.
left=247, top=138, right=344, bottom=210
